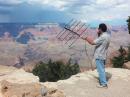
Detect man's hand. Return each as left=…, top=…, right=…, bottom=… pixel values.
left=81, top=36, right=95, bottom=45
left=81, top=37, right=87, bottom=40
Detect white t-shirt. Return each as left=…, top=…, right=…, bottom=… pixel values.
left=93, top=32, right=111, bottom=60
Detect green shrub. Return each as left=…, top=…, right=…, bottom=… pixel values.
left=112, top=46, right=125, bottom=68
left=32, top=59, right=80, bottom=82
left=112, top=55, right=124, bottom=68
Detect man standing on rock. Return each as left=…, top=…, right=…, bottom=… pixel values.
left=82, top=23, right=111, bottom=88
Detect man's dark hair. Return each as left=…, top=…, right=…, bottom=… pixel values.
left=99, top=23, right=107, bottom=32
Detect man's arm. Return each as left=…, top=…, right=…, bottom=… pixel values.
left=82, top=36, right=95, bottom=45
left=82, top=35, right=105, bottom=46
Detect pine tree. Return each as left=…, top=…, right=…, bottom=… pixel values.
left=32, top=59, right=80, bottom=82
left=112, top=46, right=126, bottom=68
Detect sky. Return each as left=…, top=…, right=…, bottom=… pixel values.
left=0, top=0, right=130, bottom=26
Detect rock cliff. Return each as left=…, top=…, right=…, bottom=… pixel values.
left=0, top=65, right=130, bottom=97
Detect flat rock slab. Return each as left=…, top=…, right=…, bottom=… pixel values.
left=56, top=68, right=130, bottom=97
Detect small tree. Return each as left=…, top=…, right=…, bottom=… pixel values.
left=112, top=46, right=126, bottom=68
left=32, top=61, right=51, bottom=82
left=127, top=16, right=130, bottom=34
left=32, top=58, right=80, bottom=82
left=112, top=55, right=124, bottom=68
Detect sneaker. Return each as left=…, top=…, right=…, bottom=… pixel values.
left=96, top=84, right=108, bottom=88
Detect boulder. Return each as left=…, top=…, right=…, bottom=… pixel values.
left=41, top=82, right=65, bottom=97
left=1, top=80, right=43, bottom=97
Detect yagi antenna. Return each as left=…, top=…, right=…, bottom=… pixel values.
left=68, top=24, right=90, bottom=47
left=65, top=23, right=87, bottom=44
left=60, top=21, right=81, bottom=41
left=56, top=19, right=93, bottom=71
left=56, top=19, right=74, bottom=39
left=57, top=19, right=90, bottom=48
left=58, top=20, right=78, bottom=40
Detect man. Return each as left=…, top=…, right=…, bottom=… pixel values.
left=82, top=23, right=111, bottom=88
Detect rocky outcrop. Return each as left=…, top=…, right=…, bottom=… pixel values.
left=1, top=80, right=42, bottom=97
left=0, top=65, right=65, bottom=97
left=42, top=82, right=65, bottom=97
left=1, top=65, right=130, bottom=97
left=44, top=68, right=130, bottom=97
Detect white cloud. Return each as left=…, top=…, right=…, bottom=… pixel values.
left=27, top=0, right=68, bottom=10
left=66, top=0, right=130, bottom=22
left=31, top=0, right=129, bottom=22
left=0, top=0, right=130, bottom=23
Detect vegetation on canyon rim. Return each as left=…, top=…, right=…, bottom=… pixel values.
left=32, top=59, right=80, bottom=82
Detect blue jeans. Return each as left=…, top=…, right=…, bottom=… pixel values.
left=95, top=59, right=107, bottom=85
